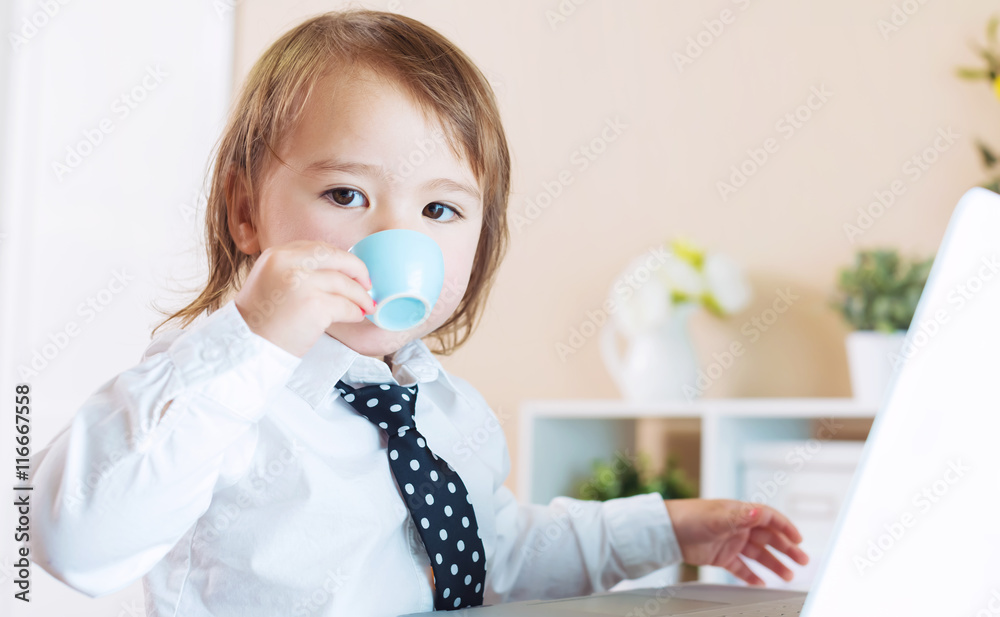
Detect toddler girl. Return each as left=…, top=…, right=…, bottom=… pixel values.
left=30, top=9, right=807, bottom=616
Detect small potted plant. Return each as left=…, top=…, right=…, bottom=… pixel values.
left=831, top=249, right=933, bottom=406
left=574, top=451, right=698, bottom=502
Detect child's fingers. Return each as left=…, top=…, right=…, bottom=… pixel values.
left=755, top=505, right=804, bottom=544
left=740, top=541, right=794, bottom=582
left=749, top=527, right=809, bottom=566
left=725, top=556, right=765, bottom=587
left=306, top=241, right=372, bottom=290
left=304, top=269, right=377, bottom=316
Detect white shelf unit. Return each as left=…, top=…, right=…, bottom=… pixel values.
left=518, top=398, right=877, bottom=585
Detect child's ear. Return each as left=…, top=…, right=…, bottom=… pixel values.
left=225, top=170, right=261, bottom=256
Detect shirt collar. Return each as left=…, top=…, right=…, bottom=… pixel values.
left=285, top=332, right=461, bottom=409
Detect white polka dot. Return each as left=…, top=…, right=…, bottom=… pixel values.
left=472, top=551, right=479, bottom=562
left=405, top=483, right=414, bottom=494
left=456, top=539, right=464, bottom=551
left=475, top=583, right=481, bottom=593
left=410, top=459, right=420, bottom=471
left=448, top=482, right=456, bottom=493
left=409, top=387, right=416, bottom=393
left=444, top=505, right=453, bottom=517
left=378, top=421, right=388, bottom=429
left=454, top=597, right=461, bottom=608
left=436, top=553, right=442, bottom=564
left=466, top=494, right=472, bottom=504
left=367, top=398, right=379, bottom=407
left=451, top=564, right=458, bottom=575
left=416, top=437, right=425, bottom=447
left=464, top=574, right=472, bottom=585
left=390, top=404, right=402, bottom=412
left=439, top=528, right=448, bottom=540
left=426, top=494, right=434, bottom=505
left=430, top=470, right=438, bottom=481
left=402, top=393, right=410, bottom=401
left=344, top=393, right=355, bottom=402
left=462, top=516, right=469, bottom=527
left=421, top=517, right=429, bottom=529
left=390, top=449, right=398, bottom=460
left=379, top=384, right=390, bottom=390
left=337, top=388, right=346, bottom=395
left=443, top=587, right=450, bottom=598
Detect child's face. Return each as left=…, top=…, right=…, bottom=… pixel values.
left=241, top=67, right=484, bottom=360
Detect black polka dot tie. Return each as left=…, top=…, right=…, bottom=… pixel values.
left=335, top=379, right=486, bottom=610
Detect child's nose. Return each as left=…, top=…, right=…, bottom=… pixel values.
left=368, top=205, right=421, bottom=236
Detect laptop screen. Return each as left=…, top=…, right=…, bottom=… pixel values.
left=804, top=188, right=1000, bottom=616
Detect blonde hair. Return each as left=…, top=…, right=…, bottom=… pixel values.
left=151, top=8, right=511, bottom=355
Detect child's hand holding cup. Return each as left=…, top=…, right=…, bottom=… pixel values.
left=235, top=231, right=444, bottom=358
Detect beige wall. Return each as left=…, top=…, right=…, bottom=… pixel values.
left=234, top=0, right=999, bottom=498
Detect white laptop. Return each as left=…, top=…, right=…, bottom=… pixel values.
left=402, top=187, right=1000, bottom=616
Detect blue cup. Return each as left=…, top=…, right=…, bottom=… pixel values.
left=348, top=229, right=445, bottom=331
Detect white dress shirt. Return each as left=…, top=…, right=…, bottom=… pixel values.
left=29, top=298, right=682, bottom=616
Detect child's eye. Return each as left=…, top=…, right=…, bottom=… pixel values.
left=323, top=188, right=367, bottom=208
left=322, top=188, right=462, bottom=222
left=424, top=202, right=463, bottom=222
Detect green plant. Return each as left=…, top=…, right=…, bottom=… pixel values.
left=956, top=15, right=1000, bottom=193
left=831, top=249, right=934, bottom=333
left=574, top=451, right=697, bottom=502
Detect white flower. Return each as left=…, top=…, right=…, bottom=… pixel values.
left=655, top=254, right=703, bottom=299
left=703, top=253, right=751, bottom=314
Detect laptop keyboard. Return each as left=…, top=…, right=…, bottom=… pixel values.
left=685, top=597, right=805, bottom=616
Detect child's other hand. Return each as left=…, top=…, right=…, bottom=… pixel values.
left=235, top=240, right=376, bottom=357
left=663, top=498, right=809, bottom=586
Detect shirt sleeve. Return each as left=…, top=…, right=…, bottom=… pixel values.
left=28, top=299, right=302, bottom=598
left=486, top=455, right=684, bottom=604
left=440, top=378, right=685, bottom=605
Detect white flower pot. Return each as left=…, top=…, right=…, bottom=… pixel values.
left=845, top=330, right=907, bottom=407
left=601, top=303, right=700, bottom=403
